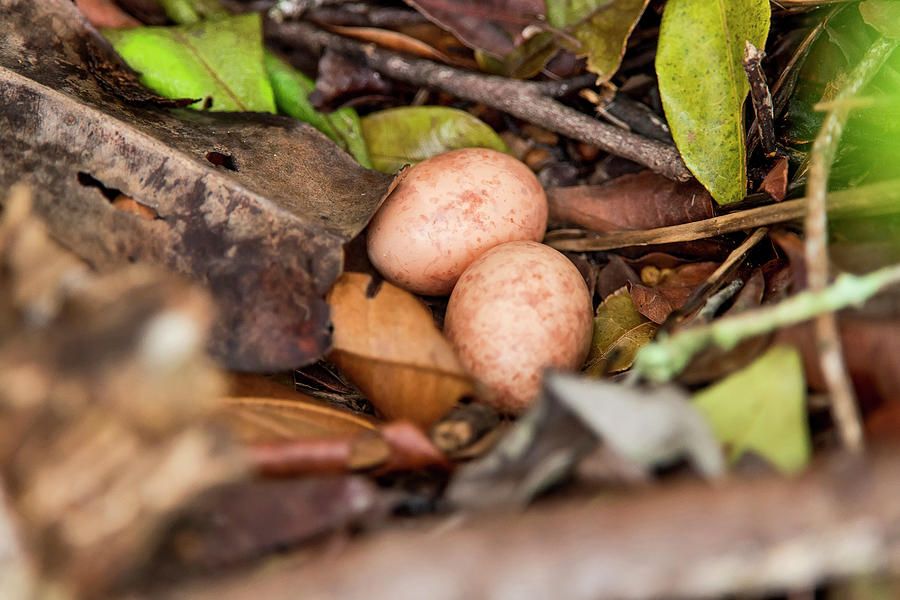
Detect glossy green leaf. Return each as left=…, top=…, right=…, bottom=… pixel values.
left=860, top=0, right=900, bottom=39
left=264, top=53, right=372, bottom=168
left=546, top=0, right=650, bottom=82
left=584, top=287, right=658, bottom=376
left=103, top=14, right=276, bottom=113
left=655, top=0, right=770, bottom=204
left=693, top=345, right=809, bottom=473
left=360, top=106, right=509, bottom=173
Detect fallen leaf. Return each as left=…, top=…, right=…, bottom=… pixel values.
left=546, top=0, right=650, bottom=82
left=308, top=49, right=394, bottom=110
left=694, top=345, right=810, bottom=473
left=327, top=273, right=475, bottom=429
left=76, top=0, right=140, bottom=28
left=103, top=14, right=277, bottom=112
left=156, top=0, right=229, bottom=23
left=629, top=261, right=720, bottom=323
left=446, top=371, right=723, bottom=509
left=584, top=287, right=658, bottom=375
left=547, top=171, right=715, bottom=232
left=327, top=24, right=457, bottom=64
left=860, top=0, right=900, bottom=39
left=360, top=106, right=510, bottom=173
left=759, top=156, right=789, bottom=201
left=264, top=51, right=372, bottom=167
left=154, top=476, right=393, bottom=572
left=0, top=0, right=396, bottom=370
left=776, top=315, right=900, bottom=404
left=656, top=0, right=770, bottom=204
left=404, top=0, right=545, bottom=58
left=475, top=31, right=559, bottom=79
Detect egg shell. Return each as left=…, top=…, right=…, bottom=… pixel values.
left=444, top=241, right=593, bottom=413
left=366, top=148, right=547, bottom=296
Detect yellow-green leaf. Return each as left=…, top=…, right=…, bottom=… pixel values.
left=360, top=106, right=509, bottom=173
left=655, top=0, right=770, bottom=204
left=546, top=0, right=651, bottom=82
left=103, top=13, right=276, bottom=113
left=584, top=287, right=658, bottom=375
left=693, top=345, right=809, bottom=473
left=860, top=0, right=900, bottom=39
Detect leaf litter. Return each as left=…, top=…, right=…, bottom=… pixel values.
left=4, top=0, right=900, bottom=597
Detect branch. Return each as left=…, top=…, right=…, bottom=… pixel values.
left=156, top=446, right=900, bottom=600
left=804, top=36, right=898, bottom=452
left=267, top=21, right=692, bottom=181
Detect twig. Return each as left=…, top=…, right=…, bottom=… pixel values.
left=544, top=178, right=900, bottom=252
left=804, top=36, right=898, bottom=452
left=267, top=21, right=692, bottom=181
left=659, top=227, right=769, bottom=332
left=743, top=41, right=776, bottom=157
left=157, top=446, right=900, bottom=600
left=632, top=262, right=900, bottom=383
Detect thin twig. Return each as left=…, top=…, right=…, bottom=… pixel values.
left=804, top=36, right=898, bottom=453
left=544, top=178, right=900, bottom=252
left=267, top=21, right=692, bottom=181
left=743, top=41, right=776, bottom=157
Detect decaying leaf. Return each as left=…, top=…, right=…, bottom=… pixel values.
left=694, top=345, right=810, bottom=473
left=103, top=14, right=276, bottom=112
left=546, top=0, right=650, bottom=82
left=404, top=0, right=545, bottom=58
left=629, top=261, right=720, bottom=323
left=0, top=189, right=246, bottom=597
left=656, top=0, right=770, bottom=204
left=327, top=272, right=475, bottom=429
left=584, top=287, right=658, bottom=375
left=547, top=171, right=714, bottom=232
left=76, top=0, right=140, bottom=28
left=360, top=106, right=510, bottom=173
left=446, top=372, right=722, bottom=509
left=0, top=0, right=396, bottom=370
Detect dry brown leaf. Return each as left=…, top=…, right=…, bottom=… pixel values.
left=326, top=24, right=457, bottom=64
left=629, top=261, right=720, bottom=323
left=327, top=272, right=474, bottom=429
left=547, top=171, right=715, bottom=233
left=759, top=156, right=789, bottom=201
left=75, top=0, right=140, bottom=28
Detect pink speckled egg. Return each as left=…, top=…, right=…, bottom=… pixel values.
left=366, top=148, right=547, bottom=296
left=444, top=241, right=593, bottom=413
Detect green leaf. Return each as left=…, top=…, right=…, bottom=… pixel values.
left=584, top=287, right=658, bottom=376
left=655, top=0, right=770, bottom=204
left=546, top=0, right=651, bottom=82
left=157, top=0, right=229, bottom=24
left=475, top=32, right=559, bottom=79
left=103, top=14, right=276, bottom=113
left=264, top=52, right=372, bottom=168
left=860, top=0, right=900, bottom=39
left=693, top=345, right=809, bottom=473
left=360, top=106, right=509, bottom=173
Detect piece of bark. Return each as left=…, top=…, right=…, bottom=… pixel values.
left=0, top=190, right=246, bottom=597
left=0, top=0, right=397, bottom=370
left=547, top=171, right=714, bottom=232
left=157, top=446, right=900, bottom=600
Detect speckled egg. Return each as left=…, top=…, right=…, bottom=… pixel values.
left=366, top=148, right=547, bottom=296
left=444, top=241, right=593, bottom=413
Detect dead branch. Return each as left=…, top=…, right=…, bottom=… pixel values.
left=157, top=445, right=900, bottom=600
left=267, top=21, right=692, bottom=182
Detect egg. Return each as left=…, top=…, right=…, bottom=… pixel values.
left=366, top=148, right=547, bottom=296
left=444, top=241, right=593, bottom=413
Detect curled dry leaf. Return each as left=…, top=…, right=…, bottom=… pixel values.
left=585, top=286, right=658, bottom=375
left=629, top=261, right=720, bottom=323
left=327, top=272, right=475, bottom=429
left=326, top=24, right=457, bottom=64
left=0, top=0, right=396, bottom=370
left=547, top=171, right=715, bottom=232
